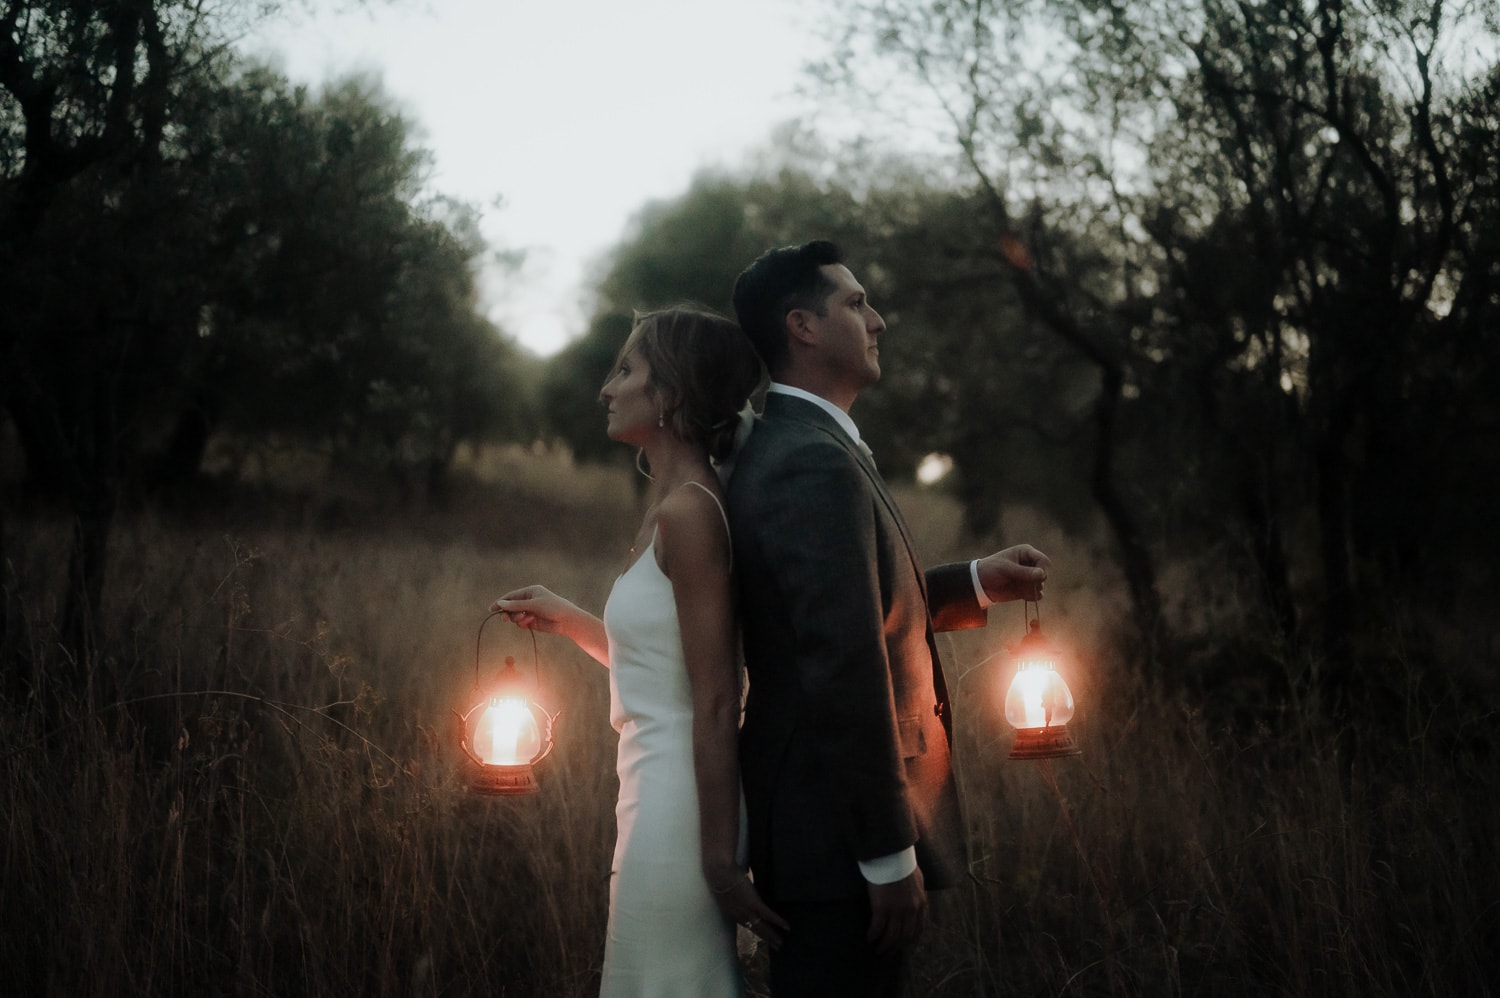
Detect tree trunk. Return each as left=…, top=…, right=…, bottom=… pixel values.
left=990, top=239, right=1173, bottom=669
left=1240, top=474, right=1299, bottom=649
left=60, top=485, right=117, bottom=703
left=151, top=394, right=216, bottom=491
left=1089, top=365, right=1170, bottom=668
left=953, top=438, right=1004, bottom=543
left=958, top=486, right=1002, bottom=544
left=0, top=493, right=14, bottom=695
left=1314, top=435, right=1356, bottom=705
left=57, top=347, right=124, bottom=706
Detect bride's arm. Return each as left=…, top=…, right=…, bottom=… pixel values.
left=491, top=586, right=609, bottom=667
left=658, top=492, right=741, bottom=882
left=659, top=488, right=787, bottom=943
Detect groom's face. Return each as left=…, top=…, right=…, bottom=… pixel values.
left=800, top=263, right=886, bottom=393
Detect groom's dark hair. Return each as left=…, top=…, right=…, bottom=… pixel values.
left=731, top=240, right=844, bottom=377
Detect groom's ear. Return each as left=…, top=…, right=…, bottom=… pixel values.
left=785, top=307, right=818, bottom=348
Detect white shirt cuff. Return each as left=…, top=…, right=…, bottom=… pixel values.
left=970, top=559, right=994, bottom=608
left=858, top=846, right=919, bottom=884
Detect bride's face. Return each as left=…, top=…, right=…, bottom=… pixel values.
left=599, top=347, right=658, bottom=444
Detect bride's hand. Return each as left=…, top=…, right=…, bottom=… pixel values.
left=491, top=585, right=578, bottom=636
left=708, top=870, right=788, bottom=950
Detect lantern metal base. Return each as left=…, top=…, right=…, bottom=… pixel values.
left=1009, top=725, right=1081, bottom=760
left=468, top=764, right=541, bottom=796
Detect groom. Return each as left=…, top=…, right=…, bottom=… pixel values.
left=726, top=240, right=1051, bottom=996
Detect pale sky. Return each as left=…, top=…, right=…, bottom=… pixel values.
left=242, top=0, right=830, bottom=356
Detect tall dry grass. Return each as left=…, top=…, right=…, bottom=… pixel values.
left=2, top=447, right=1496, bottom=996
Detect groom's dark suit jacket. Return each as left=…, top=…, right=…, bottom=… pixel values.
left=726, top=393, right=983, bottom=902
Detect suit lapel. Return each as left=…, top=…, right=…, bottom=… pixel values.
left=763, top=395, right=930, bottom=606
left=858, top=459, right=931, bottom=608
left=762, top=394, right=954, bottom=741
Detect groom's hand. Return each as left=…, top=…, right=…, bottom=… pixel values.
left=866, top=866, right=927, bottom=954
left=976, top=543, right=1051, bottom=603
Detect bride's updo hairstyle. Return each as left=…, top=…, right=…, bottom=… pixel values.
left=622, top=306, right=765, bottom=462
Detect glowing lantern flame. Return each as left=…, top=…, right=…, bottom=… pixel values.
left=455, top=624, right=557, bottom=796
left=1004, top=618, right=1082, bottom=760
left=1004, top=656, right=1075, bottom=730
left=474, top=696, right=543, bottom=766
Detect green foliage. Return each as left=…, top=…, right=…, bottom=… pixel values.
left=544, top=157, right=1093, bottom=539
left=540, top=313, right=631, bottom=465
left=192, top=68, right=534, bottom=482
left=822, top=181, right=1102, bottom=538
left=817, top=0, right=1500, bottom=679
left=538, top=166, right=866, bottom=461
left=0, top=0, right=533, bottom=676
left=1, top=6, right=534, bottom=500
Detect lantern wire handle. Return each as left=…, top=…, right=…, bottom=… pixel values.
left=475, top=609, right=541, bottom=691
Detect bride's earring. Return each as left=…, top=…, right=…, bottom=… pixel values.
left=635, top=448, right=653, bottom=480
left=657, top=409, right=665, bottom=428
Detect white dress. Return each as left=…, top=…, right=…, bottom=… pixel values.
left=598, top=496, right=742, bottom=997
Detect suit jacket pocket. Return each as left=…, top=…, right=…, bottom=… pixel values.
left=898, top=716, right=929, bottom=759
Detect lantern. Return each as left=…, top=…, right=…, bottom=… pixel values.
left=455, top=613, right=557, bottom=795
left=1003, top=609, right=1082, bottom=760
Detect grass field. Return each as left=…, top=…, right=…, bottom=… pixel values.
left=2, top=446, right=1496, bottom=996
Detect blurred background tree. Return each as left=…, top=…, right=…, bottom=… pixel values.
left=178, top=69, right=535, bottom=500
left=537, top=161, right=865, bottom=465
left=4, top=0, right=1496, bottom=714
left=2, top=0, right=233, bottom=684
left=808, top=0, right=1500, bottom=698
left=549, top=143, right=1103, bottom=585
left=1, top=1, right=532, bottom=690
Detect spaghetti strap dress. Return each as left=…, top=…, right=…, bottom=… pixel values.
left=598, top=482, right=742, bottom=997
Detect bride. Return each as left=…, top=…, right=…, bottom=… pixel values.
left=493, top=307, right=787, bottom=996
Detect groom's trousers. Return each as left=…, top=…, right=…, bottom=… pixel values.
left=767, top=896, right=906, bottom=998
